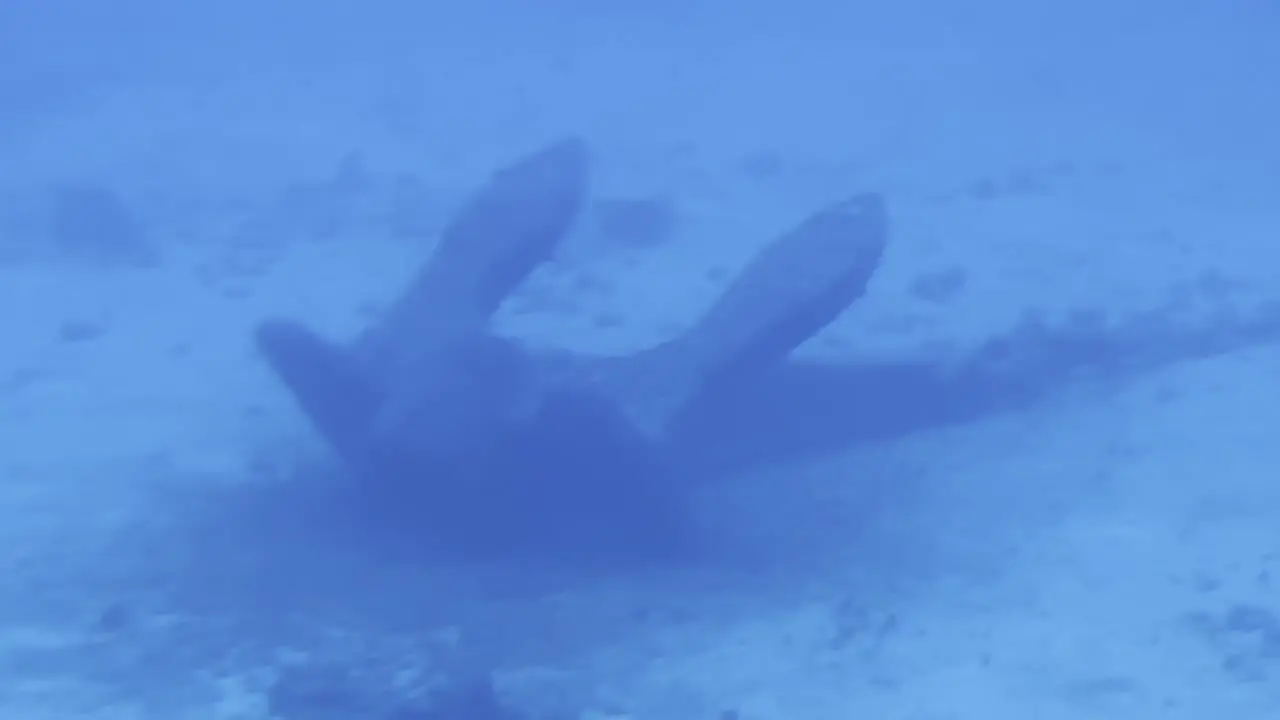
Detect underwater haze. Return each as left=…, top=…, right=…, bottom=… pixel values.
left=3, top=0, right=1280, bottom=718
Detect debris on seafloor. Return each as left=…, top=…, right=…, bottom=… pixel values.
left=267, top=663, right=538, bottom=720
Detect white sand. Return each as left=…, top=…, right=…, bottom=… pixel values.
left=3, top=0, right=1280, bottom=717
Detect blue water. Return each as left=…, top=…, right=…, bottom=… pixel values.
left=2, top=1, right=1280, bottom=717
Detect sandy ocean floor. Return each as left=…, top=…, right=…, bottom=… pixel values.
left=3, top=1, right=1280, bottom=717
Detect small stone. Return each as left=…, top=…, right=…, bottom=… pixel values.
left=57, top=320, right=106, bottom=343
left=94, top=602, right=132, bottom=633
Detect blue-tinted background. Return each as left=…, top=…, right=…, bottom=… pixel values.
left=2, top=1, right=1279, bottom=718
